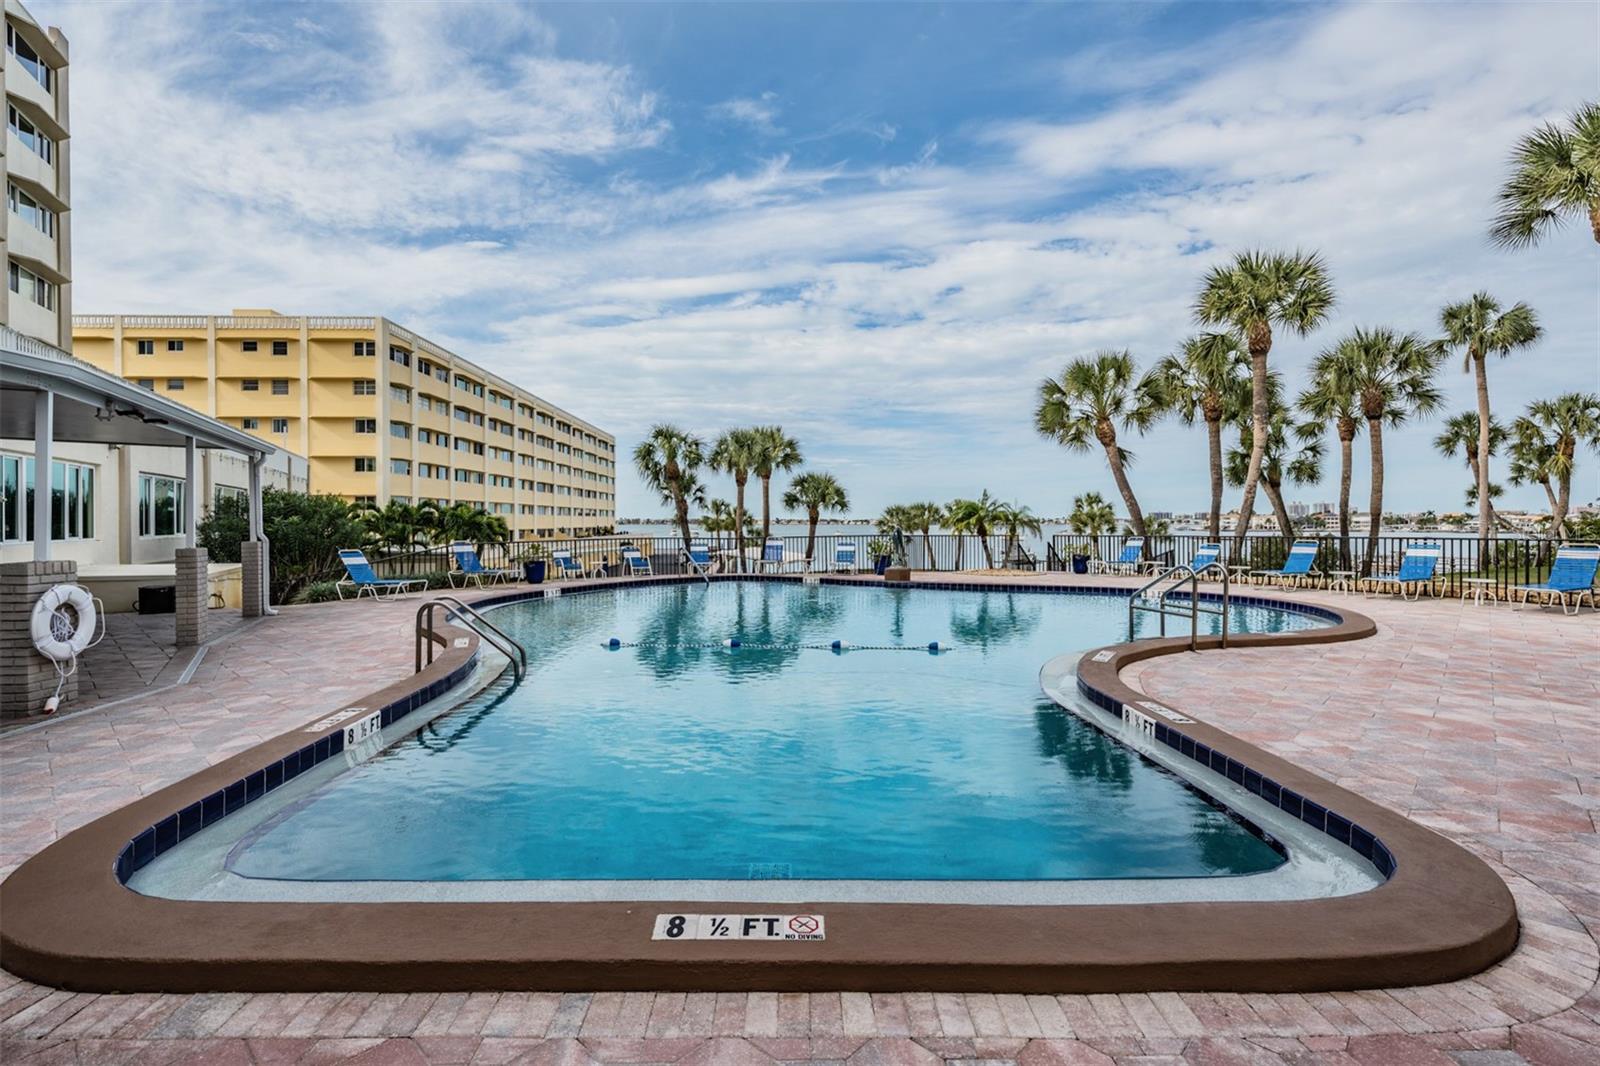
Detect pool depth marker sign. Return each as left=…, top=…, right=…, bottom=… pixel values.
left=652, top=913, right=825, bottom=941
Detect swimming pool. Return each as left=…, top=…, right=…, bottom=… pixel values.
left=172, top=581, right=1331, bottom=892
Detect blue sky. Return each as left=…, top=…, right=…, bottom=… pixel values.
left=42, top=0, right=1600, bottom=519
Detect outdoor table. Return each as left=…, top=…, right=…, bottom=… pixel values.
left=1461, top=577, right=1499, bottom=607
left=1227, top=564, right=1253, bottom=586
left=1325, top=569, right=1356, bottom=595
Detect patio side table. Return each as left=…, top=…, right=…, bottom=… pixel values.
left=1461, top=577, right=1498, bottom=607
left=1325, top=569, right=1356, bottom=595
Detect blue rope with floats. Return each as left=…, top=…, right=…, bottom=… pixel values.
left=605, top=637, right=949, bottom=654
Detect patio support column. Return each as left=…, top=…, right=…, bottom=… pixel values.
left=174, top=546, right=207, bottom=647
left=184, top=436, right=198, bottom=549
left=242, top=453, right=275, bottom=618
left=33, top=392, right=53, bottom=562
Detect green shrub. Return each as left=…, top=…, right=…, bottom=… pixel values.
left=293, top=581, right=343, bottom=604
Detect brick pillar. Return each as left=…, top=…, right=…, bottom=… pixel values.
left=0, top=560, right=79, bottom=719
left=175, top=547, right=208, bottom=647
left=241, top=541, right=264, bottom=619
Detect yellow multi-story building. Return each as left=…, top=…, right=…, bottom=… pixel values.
left=4, top=0, right=71, bottom=347
left=72, top=311, right=616, bottom=540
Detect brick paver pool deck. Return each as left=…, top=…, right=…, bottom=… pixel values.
left=2, top=575, right=1597, bottom=1065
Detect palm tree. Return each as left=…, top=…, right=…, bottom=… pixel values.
left=360, top=499, right=432, bottom=553
left=431, top=501, right=507, bottom=552
left=1297, top=362, right=1362, bottom=570
left=710, top=428, right=762, bottom=572
left=1512, top=393, right=1600, bottom=537
left=1507, top=419, right=1561, bottom=526
left=1489, top=101, right=1600, bottom=249
left=1308, top=328, right=1444, bottom=574
left=944, top=498, right=976, bottom=569
left=699, top=498, right=736, bottom=551
left=1225, top=388, right=1325, bottom=546
left=995, top=501, right=1043, bottom=565
left=1035, top=350, right=1165, bottom=536
left=782, top=472, right=849, bottom=564
left=1432, top=412, right=1512, bottom=522
left=946, top=493, right=1004, bottom=568
left=902, top=501, right=944, bottom=567
left=1068, top=492, right=1117, bottom=558
left=1439, top=294, right=1541, bottom=544
left=750, top=426, right=803, bottom=543
left=1194, top=250, right=1336, bottom=551
left=1150, top=332, right=1250, bottom=540
left=634, top=424, right=707, bottom=552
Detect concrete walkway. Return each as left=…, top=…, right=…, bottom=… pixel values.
left=2, top=576, right=1597, bottom=1065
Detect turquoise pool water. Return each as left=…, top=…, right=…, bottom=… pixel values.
left=228, top=582, right=1324, bottom=883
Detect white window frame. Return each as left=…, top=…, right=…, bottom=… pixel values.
left=137, top=473, right=186, bottom=539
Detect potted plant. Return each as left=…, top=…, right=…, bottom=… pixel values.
left=868, top=537, right=893, bottom=576
left=515, top=543, right=548, bottom=584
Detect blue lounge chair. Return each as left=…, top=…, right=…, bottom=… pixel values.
left=1514, top=543, right=1598, bottom=615
left=1170, top=542, right=1223, bottom=580
left=757, top=537, right=794, bottom=574
left=447, top=541, right=518, bottom=589
left=833, top=542, right=859, bottom=573
left=1360, top=543, right=1441, bottom=600
left=620, top=546, right=654, bottom=576
left=1252, top=540, right=1321, bottom=589
left=337, top=549, right=427, bottom=600
left=550, top=549, right=590, bottom=580
left=1092, top=537, right=1145, bottom=575
left=683, top=542, right=717, bottom=576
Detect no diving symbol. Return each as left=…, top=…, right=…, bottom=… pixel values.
left=789, top=915, right=820, bottom=935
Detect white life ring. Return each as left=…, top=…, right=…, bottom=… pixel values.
left=31, top=584, right=98, bottom=663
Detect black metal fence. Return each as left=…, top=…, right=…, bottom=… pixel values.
left=364, top=530, right=1574, bottom=600
left=368, top=531, right=1047, bottom=580
left=1047, top=532, right=1568, bottom=600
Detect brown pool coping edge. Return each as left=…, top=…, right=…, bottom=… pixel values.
left=0, top=575, right=1518, bottom=993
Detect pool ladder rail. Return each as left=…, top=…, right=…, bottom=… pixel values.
left=416, top=595, right=528, bottom=683
left=1127, top=563, right=1230, bottom=651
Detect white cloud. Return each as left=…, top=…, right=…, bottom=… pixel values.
left=707, top=91, right=781, bottom=135
left=39, top=0, right=1600, bottom=519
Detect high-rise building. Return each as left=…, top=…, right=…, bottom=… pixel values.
left=4, top=0, right=70, bottom=347
left=72, top=312, right=616, bottom=539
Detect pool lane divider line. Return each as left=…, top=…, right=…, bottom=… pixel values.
left=604, top=638, right=948, bottom=652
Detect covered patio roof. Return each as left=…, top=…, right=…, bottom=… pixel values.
left=1, top=325, right=276, bottom=617
left=0, top=325, right=273, bottom=456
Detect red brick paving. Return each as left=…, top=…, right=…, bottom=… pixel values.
left=1, top=577, right=1596, bottom=1064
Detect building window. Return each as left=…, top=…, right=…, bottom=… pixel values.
left=7, top=261, right=55, bottom=310
left=214, top=485, right=247, bottom=506
left=167, top=340, right=184, bottom=352
left=354, top=341, right=375, bottom=357
left=241, top=379, right=259, bottom=391
left=270, top=379, right=289, bottom=395
left=390, top=459, right=411, bottom=476
left=137, top=340, right=155, bottom=355
left=0, top=456, right=92, bottom=543
left=389, top=346, right=411, bottom=368
left=271, top=418, right=289, bottom=434
left=353, top=379, right=376, bottom=396
left=390, top=385, right=410, bottom=403
left=241, top=418, right=260, bottom=430
left=136, top=379, right=154, bottom=390
left=354, top=419, right=377, bottom=434
left=166, top=378, right=184, bottom=390
left=7, top=181, right=54, bottom=236
left=6, top=25, right=53, bottom=91
left=138, top=474, right=185, bottom=538
left=271, top=340, right=289, bottom=356
left=241, top=340, right=258, bottom=352
left=6, top=104, right=52, bottom=164
left=390, top=421, right=410, bottom=439
left=354, top=457, right=376, bottom=473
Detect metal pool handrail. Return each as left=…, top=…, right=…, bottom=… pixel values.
left=416, top=596, right=527, bottom=683
left=1128, top=563, right=1230, bottom=651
